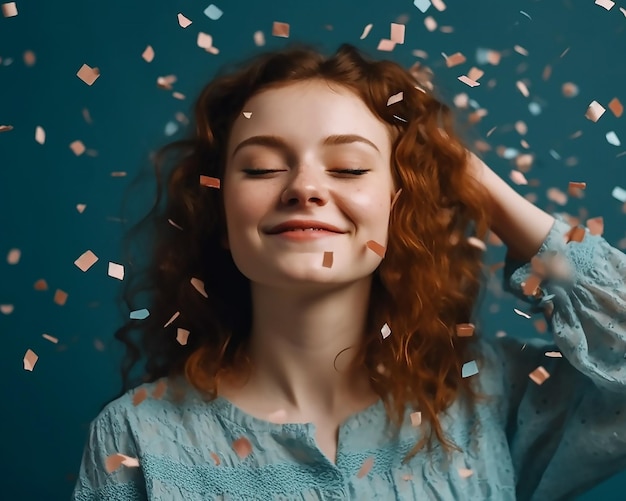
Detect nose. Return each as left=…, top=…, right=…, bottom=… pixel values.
left=280, top=166, right=329, bottom=207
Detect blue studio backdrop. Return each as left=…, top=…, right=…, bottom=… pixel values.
left=1, top=0, right=625, bottom=499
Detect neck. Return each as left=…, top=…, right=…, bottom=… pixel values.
left=244, top=277, right=375, bottom=417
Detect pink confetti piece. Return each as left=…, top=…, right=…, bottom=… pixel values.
left=7, top=248, right=20, bottom=264
left=105, top=454, right=140, bottom=474
left=197, top=32, right=214, bottom=50
left=509, top=170, right=528, bottom=185
left=456, top=323, right=475, bottom=337
left=108, top=262, right=125, bottom=280
left=76, top=64, right=100, bottom=85
left=545, top=351, right=563, bottom=358
left=23, top=50, right=36, bottom=66
left=157, top=75, right=177, bottom=90
left=133, top=387, right=148, bottom=406
left=467, top=67, right=483, bottom=81
left=253, top=30, right=265, bottom=46
left=445, top=52, right=466, bottom=67
left=458, top=75, right=479, bottom=87
left=322, top=251, right=333, bottom=268
left=360, top=23, right=373, bottom=40
left=232, top=437, right=253, bottom=459
left=458, top=468, right=474, bottom=478
left=35, top=125, right=45, bottom=144
left=42, top=334, right=58, bottom=344
left=562, top=82, right=579, bottom=98
left=74, top=250, right=98, bottom=272
left=380, top=323, right=391, bottom=339
left=609, top=98, right=623, bottom=117
left=200, top=175, right=221, bottom=188
left=2, top=2, right=17, bottom=17
left=386, top=91, right=403, bottom=106
left=34, top=279, right=48, bottom=291
left=23, top=349, right=38, bottom=371
left=432, top=0, right=446, bottom=11
left=585, top=101, right=606, bottom=122
left=76, top=204, right=86, bottom=213
left=152, top=379, right=168, bottom=399
left=0, top=304, right=14, bottom=314
left=172, top=92, right=185, bottom=100
left=272, top=21, right=290, bottom=38
left=529, top=366, right=550, bottom=385
left=516, top=81, right=529, bottom=97
left=513, top=45, right=528, bottom=56
left=586, top=217, right=604, bottom=236
left=177, top=12, right=192, bottom=28
left=356, top=456, right=374, bottom=478
left=164, top=311, right=180, bottom=328
left=595, top=0, right=615, bottom=10
left=410, top=411, right=422, bottom=426
left=191, top=277, right=208, bottom=298
left=424, top=16, right=437, bottom=31
left=54, top=289, right=68, bottom=306
left=377, top=39, right=396, bottom=51
left=0, top=125, right=14, bottom=132
left=467, top=236, right=486, bottom=251
left=547, top=187, right=568, bottom=206
left=390, top=23, right=405, bottom=44
left=142, top=45, right=154, bottom=63
left=176, top=328, right=190, bottom=345
left=366, top=240, right=386, bottom=257
left=70, top=140, right=86, bottom=156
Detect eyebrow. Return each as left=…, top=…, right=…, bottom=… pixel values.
left=231, top=134, right=380, bottom=159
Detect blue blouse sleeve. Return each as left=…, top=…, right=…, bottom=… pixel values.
left=494, top=213, right=626, bottom=501
left=72, top=406, right=147, bottom=501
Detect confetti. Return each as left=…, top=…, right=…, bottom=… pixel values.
left=467, top=67, right=483, bottom=81
left=34, top=279, right=48, bottom=291
left=272, top=21, right=290, bottom=38
left=612, top=186, right=626, bottom=203
left=142, top=45, right=154, bottom=63
left=105, top=454, right=140, bottom=474
left=467, top=236, right=486, bottom=251
left=445, top=52, right=466, bottom=68
left=356, top=456, right=374, bottom=478
left=459, top=468, right=474, bottom=478
left=0, top=304, right=14, bottom=314
left=514, top=45, right=529, bottom=56
left=76, top=204, right=87, bottom=213
left=513, top=308, right=531, bottom=319
left=7, top=248, right=20, bottom=264
left=197, top=32, right=214, bottom=50
left=390, top=23, right=405, bottom=44
left=529, top=366, right=550, bottom=385
left=562, top=82, right=579, bottom=98
left=70, top=140, right=86, bottom=156
left=519, top=10, right=532, bottom=20
left=172, top=92, right=185, bottom=100
left=168, top=219, right=183, bottom=230
left=586, top=217, right=604, bottom=236
left=74, top=250, right=99, bottom=272
left=177, top=13, right=192, bottom=28
left=509, top=170, right=528, bottom=185
left=23, top=50, right=36, bottom=66
left=200, top=175, right=220, bottom=188
left=377, top=39, right=396, bottom=51
left=34, top=125, right=45, bottom=144
left=455, top=323, right=474, bottom=337
left=176, top=328, right=190, bottom=345
left=164, top=311, right=180, bottom=328
left=54, top=289, right=68, bottom=306
left=41, top=333, right=58, bottom=344
left=381, top=323, right=391, bottom=339
left=204, top=4, right=223, bottom=20
left=410, top=411, right=422, bottom=426
left=322, top=251, right=333, bottom=268
left=432, top=0, right=446, bottom=11
left=386, top=91, right=403, bottom=106
left=413, top=0, right=431, bottom=13
left=462, top=360, right=478, bottom=378
left=130, top=308, right=150, bottom=320
left=516, top=81, right=529, bottom=98
left=545, top=351, right=563, bottom=358
left=153, top=379, right=167, bottom=399
left=23, top=349, right=38, bottom=371
left=242, top=111, right=253, bottom=119
left=458, top=75, right=480, bottom=87
left=108, top=262, right=125, bottom=280
left=232, top=437, right=253, bottom=459
left=76, top=64, right=100, bottom=86
left=366, top=240, right=386, bottom=258
left=606, top=131, right=621, bottom=147
left=133, top=387, right=148, bottom=406
left=424, top=16, right=437, bottom=32
left=585, top=101, right=606, bottom=122
left=360, top=24, right=373, bottom=40
left=609, top=98, right=623, bottom=117
left=191, top=277, right=208, bottom=298
left=2, top=2, right=17, bottom=17
left=547, top=187, right=568, bottom=206
left=521, top=274, right=542, bottom=296
left=595, top=0, right=615, bottom=10
left=0, top=125, right=14, bottom=132
left=253, top=30, right=265, bottom=46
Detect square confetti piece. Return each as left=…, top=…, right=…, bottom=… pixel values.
left=23, top=349, right=38, bottom=371
left=77, top=64, right=100, bottom=86
left=272, top=21, right=290, bottom=38
left=585, top=101, right=605, bottom=122
left=54, top=289, right=68, bottom=306
left=2, top=2, right=17, bottom=17
left=390, top=23, right=405, bottom=44
left=108, top=262, right=125, bottom=280
left=70, top=140, right=86, bottom=156
left=413, top=0, right=431, bottom=13
left=462, top=360, right=478, bottom=378
left=609, top=98, right=623, bottom=117
left=74, top=250, right=99, bottom=272
left=204, top=4, right=223, bottom=20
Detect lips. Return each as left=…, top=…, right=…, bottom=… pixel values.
left=267, top=220, right=344, bottom=234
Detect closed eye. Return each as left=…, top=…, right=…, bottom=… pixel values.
left=331, top=169, right=370, bottom=175
left=242, top=168, right=370, bottom=176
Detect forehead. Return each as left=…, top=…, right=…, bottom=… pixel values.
left=227, top=80, right=393, bottom=155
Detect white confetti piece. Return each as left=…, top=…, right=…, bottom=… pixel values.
left=108, top=262, right=125, bottom=280
left=467, top=237, right=486, bottom=251
left=35, top=126, right=45, bottom=144
left=7, top=248, right=20, bottom=264
left=253, top=30, right=265, bottom=46
left=360, top=23, right=373, bottom=40
left=462, top=360, right=478, bottom=378
left=74, top=250, right=98, bottom=272
left=514, top=308, right=531, bottom=319
left=514, top=45, right=529, bottom=56
left=381, top=323, right=392, bottom=339
left=516, top=81, right=529, bottom=98
left=24, top=349, right=38, bottom=371
left=0, top=304, right=14, bottom=314
left=387, top=92, right=403, bottom=106
left=595, top=0, right=615, bottom=10
left=410, top=411, right=422, bottom=426
left=612, top=186, right=626, bottom=203
left=413, top=0, right=431, bottom=13
left=204, top=4, right=223, bottom=20
left=177, top=13, right=192, bottom=28
left=130, top=309, right=150, bottom=320
left=377, top=39, right=396, bottom=51
left=606, top=131, right=621, bottom=146
left=545, top=351, right=562, bottom=358
left=585, top=101, right=606, bottom=122
left=458, top=75, right=480, bottom=87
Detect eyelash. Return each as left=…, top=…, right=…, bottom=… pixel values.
left=242, top=169, right=370, bottom=176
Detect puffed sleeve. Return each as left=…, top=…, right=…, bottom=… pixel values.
left=72, top=406, right=147, bottom=501
left=493, top=213, right=626, bottom=501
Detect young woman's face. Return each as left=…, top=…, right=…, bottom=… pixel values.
left=223, top=79, right=396, bottom=290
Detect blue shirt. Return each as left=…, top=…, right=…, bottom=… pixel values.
left=72, top=214, right=626, bottom=500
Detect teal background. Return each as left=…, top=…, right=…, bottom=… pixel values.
left=1, top=0, right=625, bottom=499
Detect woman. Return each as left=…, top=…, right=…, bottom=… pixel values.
left=72, top=43, right=626, bottom=500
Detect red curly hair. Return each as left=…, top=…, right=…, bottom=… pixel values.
left=111, top=43, right=494, bottom=465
